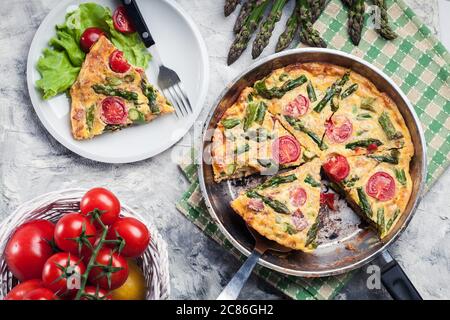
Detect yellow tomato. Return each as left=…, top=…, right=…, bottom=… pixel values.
left=111, top=260, right=147, bottom=300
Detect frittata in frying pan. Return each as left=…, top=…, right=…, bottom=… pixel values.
left=213, top=62, right=414, bottom=249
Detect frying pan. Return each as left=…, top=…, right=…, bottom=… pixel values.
left=199, top=48, right=427, bottom=300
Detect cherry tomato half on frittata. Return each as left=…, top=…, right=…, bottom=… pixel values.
left=109, top=50, right=131, bottom=73
left=322, top=154, right=350, bottom=182
left=272, top=136, right=301, bottom=165
left=366, top=172, right=396, bottom=202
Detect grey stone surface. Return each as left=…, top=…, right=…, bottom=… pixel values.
left=0, top=0, right=448, bottom=300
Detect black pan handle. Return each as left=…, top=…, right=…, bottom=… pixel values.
left=379, top=251, right=422, bottom=300
left=121, top=0, right=155, bottom=47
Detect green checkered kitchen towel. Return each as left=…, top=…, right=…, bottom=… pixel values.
left=176, top=0, right=449, bottom=300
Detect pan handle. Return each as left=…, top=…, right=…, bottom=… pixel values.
left=216, top=249, right=262, bottom=300
left=379, top=251, right=422, bottom=300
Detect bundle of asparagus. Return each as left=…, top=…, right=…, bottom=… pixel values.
left=225, top=0, right=241, bottom=17
left=298, top=0, right=327, bottom=48
left=224, top=0, right=398, bottom=65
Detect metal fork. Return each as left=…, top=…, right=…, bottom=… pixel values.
left=122, top=0, right=192, bottom=117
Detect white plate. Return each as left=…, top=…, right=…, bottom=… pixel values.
left=27, top=0, right=209, bottom=163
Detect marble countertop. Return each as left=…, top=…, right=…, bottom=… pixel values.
left=0, top=0, right=448, bottom=300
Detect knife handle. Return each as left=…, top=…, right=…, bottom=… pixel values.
left=121, top=0, right=155, bottom=48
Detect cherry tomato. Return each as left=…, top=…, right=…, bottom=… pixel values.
left=283, top=94, right=309, bottom=118
left=80, top=187, right=121, bottom=226
left=42, top=252, right=86, bottom=295
left=366, top=172, right=396, bottom=201
left=4, top=279, right=43, bottom=300
left=5, top=220, right=55, bottom=281
left=54, top=213, right=97, bottom=255
left=109, top=50, right=131, bottom=73
left=23, top=288, right=57, bottom=300
left=290, top=187, right=307, bottom=207
left=272, top=136, right=301, bottom=165
left=100, top=96, right=128, bottom=125
left=106, top=217, right=150, bottom=258
left=80, top=27, right=106, bottom=52
left=88, top=248, right=129, bottom=290
left=80, top=286, right=111, bottom=300
left=247, top=199, right=264, bottom=212
left=323, top=154, right=350, bottom=182
left=112, top=6, right=135, bottom=34
left=320, top=193, right=336, bottom=211
left=325, top=115, right=353, bottom=143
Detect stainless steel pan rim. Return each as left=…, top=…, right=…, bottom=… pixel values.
left=198, top=48, right=427, bottom=277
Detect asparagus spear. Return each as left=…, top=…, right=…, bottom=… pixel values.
left=348, top=0, right=365, bottom=45
left=357, top=187, right=373, bottom=218
left=309, top=0, right=328, bottom=23
left=254, top=74, right=307, bottom=99
left=257, top=174, right=297, bottom=189
left=345, top=138, right=383, bottom=150
left=341, top=83, right=358, bottom=99
left=141, top=81, right=160, bottom=114
left=313, top=71, right=350, bottom=112
left=304, top=174, right=321, bottom=187
left=276, top=0, right=301, bottom=52
left=377, top=208, right=385, bottom=235
left=246, top=190, right=290, bottom=214
left=228, top=0, right=271, bottom=65
left=394, top=168, right=407, bottom=186
left=372, top=0, right=397, bottom=40
left=92, top=84, right=138, bottom=101
left=221, top=118, right=241, bottom=129
left=225, top=0, right=241, bottom=17
left=379, top=111, right=403, bottom=140
left=305, top=216, right=319, bottom=247
left=307, top=81, right=317, bottom=102
left=298, top=0, right=327, bottom=47
left=253, top=0, right=288, bottom=58
left=284, top=115, right=328, bottom=150
left=367, top=149, right=400, bottom=164
left=233, top=0, right=258, bottom=33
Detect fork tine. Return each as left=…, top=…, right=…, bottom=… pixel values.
left=174, top=83, right=193, bottom=113
left=170, top=85, right=189, bottom=115
left=162, top=88, right=183, bottom=118
left=168, top=86, right=188, bottom=116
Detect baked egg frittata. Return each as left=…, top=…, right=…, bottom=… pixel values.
left=70, top=36, right=173, bottom=140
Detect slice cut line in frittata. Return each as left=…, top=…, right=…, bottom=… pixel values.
left=231, top=158, right=322, bottom=251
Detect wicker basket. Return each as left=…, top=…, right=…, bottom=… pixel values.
left=0, top=189, right=170, bottom=300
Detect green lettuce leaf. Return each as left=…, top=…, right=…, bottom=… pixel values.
left=106, top=17, right=151, bottom=68
left=35, top=49, right=80, bottom=100
left=36, top=2, right=151, bottom=99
